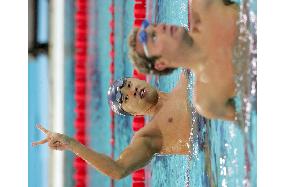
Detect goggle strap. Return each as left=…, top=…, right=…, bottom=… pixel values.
left=143, top=44, right=150, bottom=58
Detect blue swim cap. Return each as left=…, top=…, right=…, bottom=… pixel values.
left=107, top=78, right=132, bottom=116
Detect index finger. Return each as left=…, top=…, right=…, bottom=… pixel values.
left=36, top=124, right=50, bottom=135
left=32, top=137, right=49, bottom=147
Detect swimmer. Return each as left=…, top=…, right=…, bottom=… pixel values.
left=128, top=0, right=239, bottom=121
left=33, top=73, right=193, bottom=179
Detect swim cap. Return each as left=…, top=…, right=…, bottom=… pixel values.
left=107, top=78, right=132, bottom=116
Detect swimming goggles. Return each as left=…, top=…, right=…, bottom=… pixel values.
left=139, top=19, right=150, bottom=58
left=107, top=78, right=131, bottom=116
left=114, top=78, right=125, bottom=104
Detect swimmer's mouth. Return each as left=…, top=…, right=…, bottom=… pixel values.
left=139, top=88, right=146, bottom=99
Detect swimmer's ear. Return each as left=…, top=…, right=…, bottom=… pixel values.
left=154, top=59, right=168, bottom=71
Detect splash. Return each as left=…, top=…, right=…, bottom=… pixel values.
left=233, top=0, right=257, bottom=186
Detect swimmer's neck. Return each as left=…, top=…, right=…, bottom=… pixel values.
left=170, top=34, right=207, bottom=74
left=145, top=92, right=168, bottom=116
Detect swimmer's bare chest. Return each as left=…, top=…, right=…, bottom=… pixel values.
left=156, top=77, right=191, bottom=155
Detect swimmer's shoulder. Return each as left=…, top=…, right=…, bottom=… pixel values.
left=133, top=118, right=161, bottom=140
left=130, top=122, right=163, bottom=154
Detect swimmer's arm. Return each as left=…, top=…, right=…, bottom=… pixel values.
left=116, top=135, right=161, bottom=178
left=70, top=135, right=160, bottom=180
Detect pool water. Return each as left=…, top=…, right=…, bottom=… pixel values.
left=146, top=0, right=257, bottom=187
left=81, top=0, right=257, bottom=186
left=29, top=0, right=256, bottom=186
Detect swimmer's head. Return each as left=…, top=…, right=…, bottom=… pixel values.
left=108, top=77, right=159, bottom=116
left=128, top=20, right=191, bottom=75
left=108, top=78, right=132, bottom=116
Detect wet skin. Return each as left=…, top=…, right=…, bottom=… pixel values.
left=32, top=73, right=192, bottom=179
left=190, top=0, right=238, bottom=121
left=119, top=75, right=191, bottom=154
left=134, top=0, right=238, bottom=121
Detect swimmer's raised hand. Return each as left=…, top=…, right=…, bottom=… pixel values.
left=32, top=124, right=73, bottom=151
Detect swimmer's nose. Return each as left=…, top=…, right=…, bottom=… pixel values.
left=133, top=87, right=138, bottom=97
left=124, top=87, right=138, bottom=97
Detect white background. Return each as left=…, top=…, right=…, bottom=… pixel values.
left=0, top=0, right=284, bottom=186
